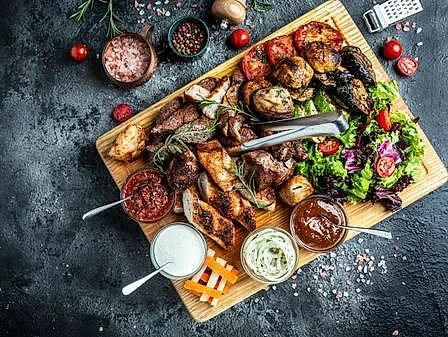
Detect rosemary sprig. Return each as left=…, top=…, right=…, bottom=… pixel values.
left=232, top=160, right=260, bottom=208
left=70, top=0, right=95, bottom=21
left=198, top=96, right=260, bottom=122
left=253, top=0, right=274, bottom=13
left=100, top=0, right=122, bottom=38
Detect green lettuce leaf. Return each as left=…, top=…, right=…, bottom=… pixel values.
left=368, top=81, right=399, bottom=110
left=346, top=160, right=374, bottom=200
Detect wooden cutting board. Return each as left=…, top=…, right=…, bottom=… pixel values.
left=96, top=0, right=447, bottom=322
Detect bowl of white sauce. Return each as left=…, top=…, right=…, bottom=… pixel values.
left=150, top=222, right=207, bottom=280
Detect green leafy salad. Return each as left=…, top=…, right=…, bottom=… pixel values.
left=295, top=81, right=425, bottom=211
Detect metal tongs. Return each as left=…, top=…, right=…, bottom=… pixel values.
left=227, top=111, right=349, bottom=154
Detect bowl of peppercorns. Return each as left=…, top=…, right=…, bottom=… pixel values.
left=167, top=16, right=210, bottom=60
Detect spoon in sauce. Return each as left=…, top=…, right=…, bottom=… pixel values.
left=122, top=261, right=173, bottom=296
left=321, top=215, right=392, bottom=239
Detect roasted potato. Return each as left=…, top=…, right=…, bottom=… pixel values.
left=279, top=175, right=314, bottom=206
left=108, top=123, right=146, bottom=162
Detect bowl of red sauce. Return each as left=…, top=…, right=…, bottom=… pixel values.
left=290, top=195, right=348, bottom=253
left=120, top=168, right=175, bottom=223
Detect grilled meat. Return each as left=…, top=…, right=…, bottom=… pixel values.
left=156, top=97, right=183, bottom=124
left=239, top=186, right=277, bottom=211
left=166, top=149, right=200, bottom=192
left=270, top=140, right=309, bottom=162
left=198, top=77, right=218, bottom=92
left=198, top=172, right=256, bottom=231
left=173, top=193, right=184, bottom=214
left=201, top=76, right=231, bottom=119
left=108, top=123, right=146, bottom=162
left=340, top=46, right=376, bottom=88
left=150, top=104, right=199, bottom=134
left=222, top=83, right=240, bottom=109
left=241, top=150, right=295, bottom=190
left=304, top=41, right=341, bottom=73
left=183, top=188, right=236, bottom=250
left=239, top=78, right=271, bottom=108
left=289, top=87, right=315, bottom=102
left=176, top=117, right=216, bottom=144
left=331, top=70, right=372, bottom=115
left=252, top=86, right=294, bottom=119
left=196, top=140, right=240, bottom=192
left=272, top=56, right=314, bottom=89
left=184, top=84, right=210, bottom=104
left=231, top=68, right=246, bottom=84
left=279, top=175, right=314, bottom=206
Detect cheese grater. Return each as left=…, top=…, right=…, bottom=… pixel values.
left=362, top=0, right=423, bottom=33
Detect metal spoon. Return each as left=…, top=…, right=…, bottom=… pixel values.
left=321, top=215, right=392, bottom=239
left=122, top=261, right=173, bottom=296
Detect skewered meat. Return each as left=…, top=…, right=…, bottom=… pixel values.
left=239, top=78, right=271, bottom=108
left=183, top=188, right=236, bottom=250
left=201, top=76, right=231, bottom=119
left=184, top=84, right=210, bottom=104
left=176, top=117, right=216, bottom=144
left=196, top=140, right=239, bottom=192
left=331, top=70, right=372, bottom=115
left=241, top=150, right=295, bottom=190
left=272, top=56, right=314, bottom=89
left=270, top=140, right=309, bottom=162
left=156, top=97, right=183, bottom=124
left=252, top=86, right=294, bottom=119
left=198, top=172, right=256, bottom=231
left=166, top=149, right=200, bottom=192
left=340, top=46, right=376, bottom=88
left=239, top=186, right=277, bottom=211
left=304, top=41, right=341, bottom=73
left=150, top=104, right=199, bottom=134
left=108, top=123, right=146, bottom=162
left=279, top=175, right=314, bottom=206
left=198, top=77, right=218, bottom=92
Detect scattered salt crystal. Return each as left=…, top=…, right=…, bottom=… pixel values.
left=402, top=256, right=407, bottom=261
left=412, top=22, right=417, bottom=28
left=332, top=289, right=337, bottom=294
left=165, top=11, right=171, bottom=17
left=155, top=1, right=161, bottom=4
left=343, top=291, right=348, bottom=297
left=317, top=288, right=323, bottom=293
left=319, top=284, right=323, bottom=288
left=396, top=237, right=399, bottom=240
left=291, top=275, right=297, bottom=280
left=356, top=288, right=361, bottom=293
left=338, top=264, right=344, bottom=268
left=164, top=0, right=169, bottom=4
left=366, top=280, right=371, bottom=285
left=363, top=266, right=368, bottom=274
left=307, top=287, right=311, bottom=292
left=394, top=254, right=398, bottom=258
left=345, top=266, right=352, bottom=272
left=330, top=252, right=337, bottom=258
left=401, top=282, right=406, bottom=286
left=356, top=278, right=360, bottom=283
left=370, top=267, right=375, bottom=272
left=313, top=275, right=318, bottom=280
left=416, top=27, right=422, bottom=34
left=272, top=285, right=277, bottom=290
left=415, top=57, right=419, bottom=61
left=99, top=327, right=104, bottom=332
left=358, top=238, right=364, bottom=244
left=392, top=330, right=399, bottom=336
left=220, top=20, right=229, bottom=30
left=293, top=292, right=299, bottom=297
left=346, top=280, right=352, bottom=285
left=381, top=256, right=385, bottom=260
left=291, top=283, right=297, bottom=289
left=297, top=268, right=302, bottom=274
left=416, top=42, right=423, bottom=46
left=139, top=9, right=145, bottom=15
left=360, top=274, right=364, bottom=279
left=323, top=292, right=328, bottom=297
left=403, top=26, right=410, bottom=32
left=365, top=249, right=370, bottom=254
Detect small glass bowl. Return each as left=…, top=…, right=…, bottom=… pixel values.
left=290, top=195, right=348, bottom=253
left=167, top=16, right=210, bottom=61
left=120, top=168, right=175, bottom=223
left=150, top=222, right=208, bottom=280
left=240, top=226, right=299, bottom=285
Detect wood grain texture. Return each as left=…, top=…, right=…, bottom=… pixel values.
left=96, top=0, right=447, bottom=322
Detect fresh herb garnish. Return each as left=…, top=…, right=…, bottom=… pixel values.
left=232, top=160, right=261, bottom=208
left=253, top=0, right=274, bottom=13
left=70, top=0, right=95, bottom=21
left=198, top=96, right=260, bottom=122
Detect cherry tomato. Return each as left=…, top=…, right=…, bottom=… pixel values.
left=376, top=157, right=396, bottom=178
left=376, top=109, right=392, bottom=131
left=230, top=29, right=251, bottom=49
left=265, top=34, right=297, bottom=67
left=318, top=139, right=341, bottom=155
left=383, top=39, right=403, bottom=60
left=396, top=56, right=419, bottom=77
left=241, top=43, right=271, bottom=80
left=294, top=21, right=343, bottom=54
left=70, top=43, right=89, bottom=62
left=112, top=104, right=133, bottom=123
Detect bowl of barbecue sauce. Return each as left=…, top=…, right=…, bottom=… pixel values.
left=290, top=195, right=348, bottom=253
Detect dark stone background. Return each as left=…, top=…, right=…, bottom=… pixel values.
left=0, top=0, right=447, bottom=336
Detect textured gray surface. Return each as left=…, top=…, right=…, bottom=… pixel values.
left=0, top=0, right=447, bottom=336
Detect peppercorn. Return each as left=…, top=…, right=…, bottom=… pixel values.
left=172, top=21, right=206, bottom=56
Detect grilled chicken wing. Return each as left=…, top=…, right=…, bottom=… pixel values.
left=196, top=140, right=239, bottom=192
left=183, top=188, right=236, bottom=250
left=198, top=172, right=256, bottom=231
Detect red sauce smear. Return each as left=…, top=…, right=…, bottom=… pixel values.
left=122, top=169, right=174, bottom=222
left=292, top=196, right=346, bottom=251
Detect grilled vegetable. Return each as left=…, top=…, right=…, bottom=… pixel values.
left=266, top=34, right=297, bottom=67
left=331, top=70, right=372, bottom=115
left=242, top=43, right=271, bottom=80
left=340, top=46, right=376, bottom=88
left=272, top=56, right=314, bottom=89
left=252, top=86, right=294, bottom=119
left=294, top=21, right=343, bottom=54
left=304, top=41, right=340, bottom=73
left=239, top=78, right=271, bottom=108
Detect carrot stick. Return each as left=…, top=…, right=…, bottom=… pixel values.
left=184, top=280, right=221, bottom=299
left=205, top=256, right=238, bottom=284
left=200, top=271, right=210, bottom=283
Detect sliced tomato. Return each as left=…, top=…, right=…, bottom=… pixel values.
left=294, top=21, right=343, bottom=54
left=265, top=34, right=297, bottom=67
left=396, top=56, right=419, bottom=77
left=318, top=139, right=341, bottom=155
left=376, top=157, right=396, bottom=178
left=376, top=109, right=392, bottom=131
left=241, top=43, right=271, bottom=80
